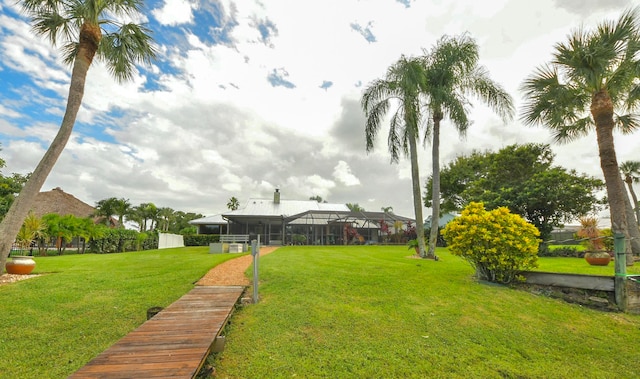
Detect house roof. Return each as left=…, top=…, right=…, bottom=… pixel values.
left=30, top=187, right=95, bottom=219
left=285, top=210, right=414, bottom=226
left=224, top=198, right=349, bottom=219
left=188, top=214, right=227, bottom=225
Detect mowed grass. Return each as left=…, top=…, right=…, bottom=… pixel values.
left=0, top=247, right=241, bottom=378
left=214, top=246, right=640, bottom=379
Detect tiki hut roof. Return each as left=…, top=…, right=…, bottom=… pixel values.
left=30, top=187, right=95, bottom=219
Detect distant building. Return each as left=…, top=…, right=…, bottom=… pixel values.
left=30, top=187, right=94, bottom=218
left=30, top=187, right=114, bottom=226
left=424, top=213, right=457, bottom=229
left=190, top=189, right=415, bottom=245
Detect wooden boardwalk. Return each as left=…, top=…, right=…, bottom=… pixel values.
left=69, top=286, right=245, bottom=379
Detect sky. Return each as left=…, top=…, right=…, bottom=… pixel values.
left=0, top=0, right=638, bottom=221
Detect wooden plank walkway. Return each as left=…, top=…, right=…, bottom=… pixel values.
left=69, top=286, right=245, bottom=379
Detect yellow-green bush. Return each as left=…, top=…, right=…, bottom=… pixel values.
left=441, top=202, right=540, bottom=283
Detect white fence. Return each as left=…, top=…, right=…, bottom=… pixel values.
left=158, top=233, right=185, bottom=249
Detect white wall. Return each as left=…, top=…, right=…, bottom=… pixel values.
left=158, top=233, right=185, bottom=249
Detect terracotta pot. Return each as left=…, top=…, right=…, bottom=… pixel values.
left=584, top=252, right=611, bottom=266
left=5, top=256, right=36, bottom=275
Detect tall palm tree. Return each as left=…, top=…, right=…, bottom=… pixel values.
left=94, top=197, right=118, bottom=225
left=113, top=198, right=132, bottom=228
left=157, top=207, right=175, bottom=232
left=346, top=203, right=365, bottom=212
left=620, top=160, right=640, bottom=225
left=521, top=8, right=640, bottom=265
left=0, top=0, right=156, bottom=272
left=362, top=56, right=430, bottom=257
left=421, top=34, right=514, bottom=258
left=227, top=197, right=240, bottom=211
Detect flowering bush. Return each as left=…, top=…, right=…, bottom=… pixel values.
left=441, top=202, right=540, bottom=284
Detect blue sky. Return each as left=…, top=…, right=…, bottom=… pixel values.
left=0, top=0, right=637, bottom=220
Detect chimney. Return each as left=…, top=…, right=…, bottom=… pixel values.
left=274, top=188, right=280, bottom=204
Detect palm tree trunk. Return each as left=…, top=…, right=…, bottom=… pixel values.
left=427, top=118, right=441, bottom=259
left=591, top=90, right=632, bottom=266
left=0, top=23, right=98, bottom=273
left=623, top=188, right=640, bottom=262
left=408, top=135, right=426, bottom=258
left=624, top=178, right=640, bottom=226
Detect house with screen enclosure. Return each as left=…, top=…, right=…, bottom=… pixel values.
left=189, top=189, right=415, bottom=245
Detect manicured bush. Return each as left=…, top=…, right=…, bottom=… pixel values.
left=183, top=234, right=220, bottom=246
left=441, top=202, right=540, bottom=283
left=539, top=246, right=581, bottom=257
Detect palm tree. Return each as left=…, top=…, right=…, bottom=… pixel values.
left=362, top=55, right=429, bottom=257
left=346, top=203, right=365, bottom=212
left=381, top=206, right=393, bottom=213
left=227, top=197, right=240, bottom=211
left=94, top=197, right=118, bottom=226
left=157, top=207, right=175, bottom=232
left=620, top=160, right=640, bottom=225
left=0, top=0, right=156, bottom=272
left=420, top=34, right=514, bottom=258
left=520, top=9, right=640, bottom=265
left=113, top=198, right=131, bottom=228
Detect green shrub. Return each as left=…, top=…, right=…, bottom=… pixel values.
left=540, top=246, right=582, bottom=257
left=183, top=234, right=220, bottom=246
left=600, top=228, right=614, bottom=252
left=441, top=202, right=540, bottom=284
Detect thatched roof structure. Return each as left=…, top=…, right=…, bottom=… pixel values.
left=30, top=187, right=95, bottom=219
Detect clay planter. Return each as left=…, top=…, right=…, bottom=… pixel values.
left=5, top=256, right=36, bottom=275
left=584, top=252, right=611, bottom=266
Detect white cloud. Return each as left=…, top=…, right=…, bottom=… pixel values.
left=152, top=0, right=196, bottom=26
left=1, top=0, right=639, bottom=221
left=333, top=160, right=361, bottom=186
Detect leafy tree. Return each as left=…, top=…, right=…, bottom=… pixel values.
left=419, top=34, right=514, bottom=259
left=425, top=143, right=605, bottom=242
left=0, top=0, right=156, bottom=272
left=362, top=55, right=429, bottom=257
left=520, top=9, right=640, bottom=265
left=0, top=148, right=29, bottom=221
left=309, top=195, right=327, bottom=203
left=346, top=203, right=365, bottom=212
left=620, top=160, right=640, bottom=225
left=227, top=197, right=240, bottom=210
left=170, top=211, right=203, bottom=234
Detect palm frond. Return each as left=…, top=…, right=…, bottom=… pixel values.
left=614, top=113, right=640, bottom=134
left=363, top=98, right=390, bottom=152
left=549, top=116, right=593, bottom=143
left=98, top=23, right=157, bottom=83
left=466, top=66, right=514, bottom=121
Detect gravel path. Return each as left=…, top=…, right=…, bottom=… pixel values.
left=196, top=246, right=279, bottom=286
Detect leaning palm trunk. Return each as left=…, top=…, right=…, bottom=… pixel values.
left=0, top=23, right=99, bottom=273
left=623, top=188, right=640, bottom=264
left=427, top=118, right=442, bottom=259
left=408, top=135, right=426, bottom=257
left=592, top=90, right=632, bottom=266
left=624, top=178, right=640, bottom=226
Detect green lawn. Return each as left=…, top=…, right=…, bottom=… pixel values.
left=214, top=246, right=640, bottom=379
left=0, top=247, right=240, bottom=378
left=2, top=246, right=640, bottom=378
